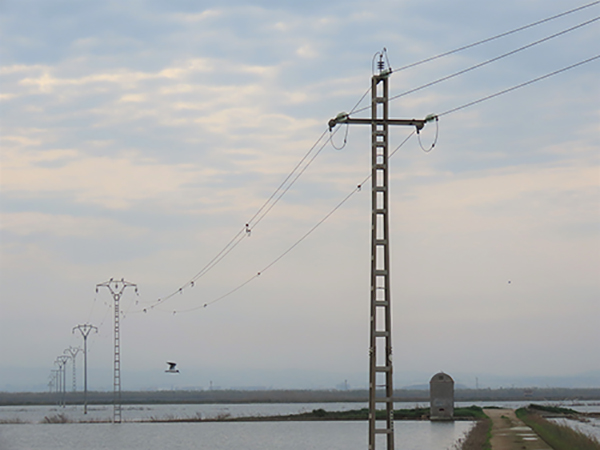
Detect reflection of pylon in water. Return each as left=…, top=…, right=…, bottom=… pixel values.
left=328, top=49, right=436, bottom=450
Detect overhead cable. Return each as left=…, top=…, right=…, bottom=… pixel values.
left=393, top=1, right=600, bottom=73
left=137, top=3, right=599, bottom=313
left=140, top=127, right=340, bottom=310
left=351, top=15, right=599, bottom=115
left=149, top=53, right=599, bottom=314
left=438, top=54, right=600, bottom=117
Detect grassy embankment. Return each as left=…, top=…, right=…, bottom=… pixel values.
left=33, top=405, right=488, bottom=424
left=142, top=405, right=488, bottom=422
left=452, top=415, right=492, bottom=450
left=516, top=405, right=600, bottom=450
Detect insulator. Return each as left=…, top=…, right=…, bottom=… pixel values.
left=377, top=56, right=385, bottom=71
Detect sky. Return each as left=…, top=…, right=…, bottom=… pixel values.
left=1, top=0, right=599, bottom=392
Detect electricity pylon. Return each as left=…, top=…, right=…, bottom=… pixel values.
left=96, top=278, right=138, bottom=423
left=64, top=346, right=82, bottom=392
left=55, top=355, right=70, bottom=408
left=73, top=323, right=98, bottom=414
left=50, top=370, right=59, bottom=393
left=328, top=50, right=436, bottom=450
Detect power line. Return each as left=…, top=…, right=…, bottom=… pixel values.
left=438, top=54, right=600, bottom=117
left=142, top=53, right=598, bottom=315
left=143, top=132, right=417, bottom=315
left=390, top=16, right=599, bottom=101
left=144, top=127, right=341, bottom=310
left=352, top=15, right=599, bottom=114
left=135, top=4, right=599, bottom=314
left=393, top=1, right=600, bottom=73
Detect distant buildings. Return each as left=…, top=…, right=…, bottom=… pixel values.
left=430, top=372, right=454, bottom=421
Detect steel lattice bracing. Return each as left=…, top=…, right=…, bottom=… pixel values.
left=73, top=324, right=98, bottom=415
left=96, top=278, right=137, bottom=424
left=328, top=55, right=432, bottom=450
left=64, top=346, right=81, bottom=393
left=113, top=291, right=122, bottom=423
left=369, top=71, right=395, bottom=450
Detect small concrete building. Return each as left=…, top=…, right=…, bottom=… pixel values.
left=430, top=372, right=454, bottom=421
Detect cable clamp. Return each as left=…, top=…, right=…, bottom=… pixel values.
left=328, top=112, right=348, bottom=131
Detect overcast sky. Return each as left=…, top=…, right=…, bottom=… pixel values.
left=1, top=0, right=599, bottom=392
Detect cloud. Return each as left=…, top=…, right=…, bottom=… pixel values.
left=1, top=212, right=146, bottom=238
left=1, top=0, right=598, bottom=391
left=1, top=146, right=220, bottom=210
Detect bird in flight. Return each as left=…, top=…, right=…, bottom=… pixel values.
left=165, top=362, right=180, bottom=373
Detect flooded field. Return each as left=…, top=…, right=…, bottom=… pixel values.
left=1, top=400, right=598, bottom=450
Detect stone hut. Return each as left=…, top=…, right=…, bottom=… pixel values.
left=429, top=372, right=454, bottom=421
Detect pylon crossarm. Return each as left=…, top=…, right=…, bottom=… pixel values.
left=328, top=115, right=435, bottom=132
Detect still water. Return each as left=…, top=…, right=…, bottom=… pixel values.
left=550, top=417, right=600, bottom=441
left=0, top=420, right=473, bottom=450
left=0, top=403, right=474, bottom=450
left=1, top=400, right=598, bottom=450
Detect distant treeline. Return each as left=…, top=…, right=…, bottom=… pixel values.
left=1, top=387, right=599, bottom=406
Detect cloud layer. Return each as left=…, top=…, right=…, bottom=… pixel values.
left=1, top=0, right=599, bottom=391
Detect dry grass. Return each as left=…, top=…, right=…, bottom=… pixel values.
left=0, top=418, right=29, bottom=424
left=41, top=413, right=71, bottom=424
left=517, top=408, right=600, bottom=450
left=451, top=418, right=491, bottom=450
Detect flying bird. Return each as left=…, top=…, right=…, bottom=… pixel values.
left=165, top=362, right=180, bottom=373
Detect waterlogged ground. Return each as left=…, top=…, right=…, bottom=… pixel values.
left=2, top=400, right=598, bottom=424
left=1, top=401, right=598, bottom=450
left=0, top=420, right=474, bottom=450
left=550, top=417, right=600, bottom=441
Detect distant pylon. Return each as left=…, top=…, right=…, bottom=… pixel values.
left=96, top=278, right=138, bottom=423
left=55, top=355, right=70, bottom=407
left=73, top=323, right=98, bottom=414
left=64, top=346, right=82, bottom=392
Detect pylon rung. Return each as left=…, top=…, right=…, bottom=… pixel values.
left=375, top=365, right=391, bottom=372
left=374, top=428, right=393, bottom=434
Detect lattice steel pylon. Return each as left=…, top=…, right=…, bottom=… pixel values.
left=96, top=278, right=138, bottom=424
left=73, top=323, right=98, bottom=414
left=64, top=346, right=82, bottom=392
left=55, top=355, right=70, bottom=408
left=328, top=50, right=436, bottom=450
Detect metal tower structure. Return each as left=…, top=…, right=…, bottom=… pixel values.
left=64, top=346, right=82, bottom=392
left=55, top=355, right=70, bottom=407
left=73, top=323, right=98, bottom=414
left=328, top=50, right=435, bottom=450
left=50, top=370, right=59, bottom=393
left=96, top=278, right=137, bottom=423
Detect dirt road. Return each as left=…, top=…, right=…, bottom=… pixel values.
left=483, top=408, right=551, bottom=450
